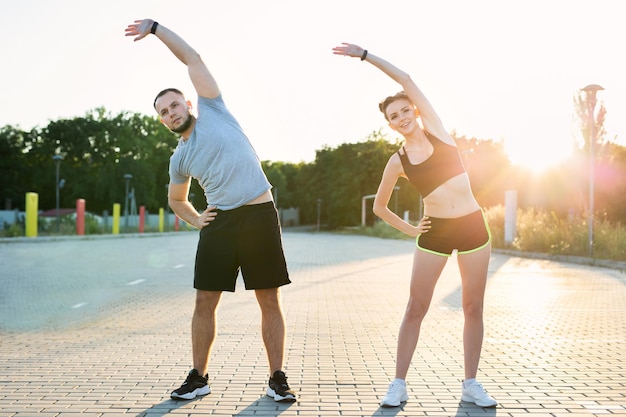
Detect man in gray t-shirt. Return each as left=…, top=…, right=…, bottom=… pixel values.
left=125, top=19, right=295, bottom=402
left=168, top=94, right=272, bottom=210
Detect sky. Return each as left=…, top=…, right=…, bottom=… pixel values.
left=2, top=0, right=625, bottom=171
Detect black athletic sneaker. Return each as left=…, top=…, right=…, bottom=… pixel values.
left=266, top=370, right=296, bottom=402
left=170, top=369, right=211, bottom=400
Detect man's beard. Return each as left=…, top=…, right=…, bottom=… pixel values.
left=171, top=113, right=195, bottom=134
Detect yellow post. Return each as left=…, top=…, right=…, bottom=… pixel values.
left=159, top=208, right=164, bottom=233
left=25, top=192, right=38, bottom=237
left=112, top=203, right=120, bottom=234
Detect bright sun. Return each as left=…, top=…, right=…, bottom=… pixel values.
left=504, top=137, right=573, bottom=173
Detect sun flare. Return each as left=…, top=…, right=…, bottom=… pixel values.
left=504, top=137, right=573, bottom=173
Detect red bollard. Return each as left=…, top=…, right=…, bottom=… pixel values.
left=76, top=199, right=85, bottom=235
left=175, top=216, right=180, bottom=232
left=139, top=206, right=145, bottom=233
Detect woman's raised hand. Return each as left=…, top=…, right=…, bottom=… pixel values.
left=124, top=19, right=154, bottom=42
left=332, top=42, right=366, bottom=59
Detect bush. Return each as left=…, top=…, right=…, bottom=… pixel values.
left=353, top=221, right=411, bottom=240
left=513, top=208, right=586, bottom=255
left=1, top=222, right=24, bottom=237
left=84, top=213, right=103, bottom=235
left=351, top=206, right=626, bottom=262
left=483, top=205, right=504, bottom=248
left=593, top=217, right=626, bottom=261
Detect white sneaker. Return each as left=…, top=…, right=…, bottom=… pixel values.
left=461, top=380, right=497, bottom=407
left=380, top=380, right=409, bottom=407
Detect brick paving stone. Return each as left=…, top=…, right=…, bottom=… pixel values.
left=0, top=230, right=625, bottom=416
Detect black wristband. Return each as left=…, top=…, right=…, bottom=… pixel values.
left=150, top=21, right=159, bottom=34
left=360, top=49, right=368, bottom=61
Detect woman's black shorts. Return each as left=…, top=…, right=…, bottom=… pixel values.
left=194, top=201, right=290, bottom=292
left=416, top=209, right=491, bottom=257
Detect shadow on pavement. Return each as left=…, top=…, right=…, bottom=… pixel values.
left=134, top=397, right=202, bottom=416
left=370, top=405, right=403, bottom=416
left=368, top=401, right=497, bottom=416
left=134, top=395, right=294, bottom=416
left=455, top=401, right=497, bottom=416
left=233, top=396, right=295, bottom=416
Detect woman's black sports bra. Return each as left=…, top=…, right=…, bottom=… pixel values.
left=397, top=131, right=466, bottom=197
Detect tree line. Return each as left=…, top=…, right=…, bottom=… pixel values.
left=1, top=106, right=625, bottom=229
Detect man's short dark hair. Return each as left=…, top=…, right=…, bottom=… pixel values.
left=153, top=88, right=185, bottom=109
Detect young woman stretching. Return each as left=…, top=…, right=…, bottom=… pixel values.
left=333, top=43, right=496, bottom=408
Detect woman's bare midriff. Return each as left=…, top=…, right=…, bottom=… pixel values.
left=422, top=174, right=480, bottom=218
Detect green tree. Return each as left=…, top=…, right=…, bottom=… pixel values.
left=306, top=131, right=404, bottom=228
left=15, top=108, right=176, bottom=214
left=0, top=125, right=30, bottom=210
left=574, top=88, right=607, bottom=152
left=4, top=102, right=624, bottom=232
left=262, top=161, right=289, bottom=208
left=453, top=132, right=511, bottom=208
left=570, top=87, right=607, bottom=216
left=594, top=142, right=626, bottom=220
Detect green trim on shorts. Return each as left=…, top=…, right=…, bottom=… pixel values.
left=415, top=209, right=492, bottom=257
left=415, top=243, right=454, bottom=257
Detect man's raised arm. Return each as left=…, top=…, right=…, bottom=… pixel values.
left=125, top=19, right=220, bottom=99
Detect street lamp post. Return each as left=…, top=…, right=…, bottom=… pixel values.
left=165, top=184, right=169, bottom=231
left=124, top=174, right=133, bottom=232
left=316, top=198, right=322, bottom=232
left=581, top=84, right=604, bottom=257
left=52, top=155, right=64, bottom=233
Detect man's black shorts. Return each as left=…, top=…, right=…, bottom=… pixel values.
left=194, top=201, right=290, bottom=292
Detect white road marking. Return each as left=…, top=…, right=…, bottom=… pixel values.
left=127, top=279, right=146, bottom=286
left=71, top=302, right=87, bottom=309
left=173, top=264, right=185, bottom=269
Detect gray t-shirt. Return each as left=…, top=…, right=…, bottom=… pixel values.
left=168, top=95, right=271, bottom=210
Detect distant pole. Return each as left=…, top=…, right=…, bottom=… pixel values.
left=123, top=174, right=133, bottom=232
left=52, top=155, right=64, bottom=233
left=25, top=192, right=39, bottom=237
left=581, top=84, right=604, bottom=257
left=164, top=184, right=169, bottom=231
left=504, top=190, right=518, bottom=246
left=361, top=194, right=375, bottom=227
left=316, top=198, right=322, bottom=232
left=76, top=199, right=85, bottom=235
left=139, top=206, right=145, bottom=233
left=112, top=203, right=121, bottom=234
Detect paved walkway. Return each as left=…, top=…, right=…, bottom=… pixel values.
left=0, top=230, right=625, bottom=416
